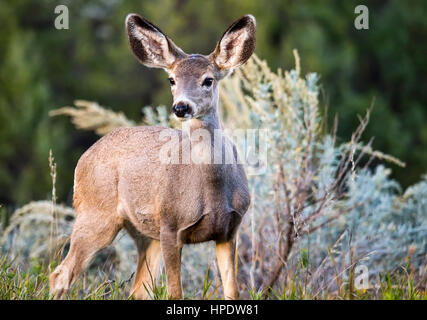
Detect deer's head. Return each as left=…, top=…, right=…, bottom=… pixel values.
left=126, top=14, right=256, bottom=122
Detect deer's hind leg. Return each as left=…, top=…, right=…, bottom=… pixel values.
left=128, top=236, right=162, bottom=300
left=49, top=209, right=122, bottom=299
left=124, top=222, right=162, bottom=299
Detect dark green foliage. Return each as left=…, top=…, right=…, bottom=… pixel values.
left=0, top=0, right=425, bottom=208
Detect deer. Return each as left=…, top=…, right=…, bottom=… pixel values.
left=49, top=13, right=256, bottom=300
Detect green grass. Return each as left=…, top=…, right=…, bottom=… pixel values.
left=0, top=255, right=425, bottom=300
left=0, top=255, right=128, bottom=300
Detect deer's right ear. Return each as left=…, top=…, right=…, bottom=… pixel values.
left=126, top=14, right=186, bottom=69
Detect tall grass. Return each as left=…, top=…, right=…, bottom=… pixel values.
left=1, top=52, right=426, bottom=299
left=0, top=255, right=425, bottom=300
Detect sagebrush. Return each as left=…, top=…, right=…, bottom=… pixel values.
left=1, top=53, right=425, bottom=299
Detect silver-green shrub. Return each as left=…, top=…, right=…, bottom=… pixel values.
left=1, top=53, right=425, bottom=297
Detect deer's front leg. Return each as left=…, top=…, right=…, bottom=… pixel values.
left=160, top=229, right=183, bottom=299
left=216, top=239, right=239, bottom=299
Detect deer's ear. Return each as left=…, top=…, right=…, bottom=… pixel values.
left=126, top=14, right=186, bottom=69
left=210, top=15, right=256, bottom=73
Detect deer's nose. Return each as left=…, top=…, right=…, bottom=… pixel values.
left=172, top=103, right=190, bottom=118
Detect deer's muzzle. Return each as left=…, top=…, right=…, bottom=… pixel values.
left=173, top=102, right=191, bottom=118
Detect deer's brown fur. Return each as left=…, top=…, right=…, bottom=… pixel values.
left=50, top=13, right=256, bottom=300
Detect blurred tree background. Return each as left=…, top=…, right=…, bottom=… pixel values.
left=0, top=0, right=426, bottom=209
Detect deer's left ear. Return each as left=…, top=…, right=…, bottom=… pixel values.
left=209, top=15, right=256, bottom=73
left=126, top=13, right=186, bottom=69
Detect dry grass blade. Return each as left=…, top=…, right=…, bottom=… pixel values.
left=49, top=100, right=135, bottom=136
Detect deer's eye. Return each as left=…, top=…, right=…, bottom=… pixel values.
left=202, top=78, right=214, bottom=87
left=168, top=78, right=175, bottom=86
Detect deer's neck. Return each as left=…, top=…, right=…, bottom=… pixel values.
left=182, top=108, right=222, bottom=137
left=181, top=105, right=227, bottom=168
